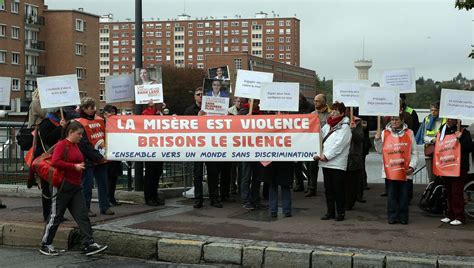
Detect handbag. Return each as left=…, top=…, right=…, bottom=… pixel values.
left=424, top=144, right=435, bottom=157
left=16, top=110, right=35, bottom=151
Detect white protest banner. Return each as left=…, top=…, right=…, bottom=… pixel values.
left=380, top=68, right=416, bottom=93
left=105, top=74, right=135, bottom=103
left=332, top=80, right=372, bottom=107
left=359, top=87, right=400, bottom=116
left=202, top=96, right=230, bottom=115
left=134, top=84, right=164, bottom=104
left=439, top=88, right=474, bottom=120
left=37, top=74, right=81, bottom=109
left=106, top=114, right=321, bottom=162
left=235, top=70, right=273, bottom=99
left=0, top=77, right=12, bottom=106
left=259, top=82, right=299, bottom=112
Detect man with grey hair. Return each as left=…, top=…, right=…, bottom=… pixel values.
left=306, top=93, right=331, bottom=197
left=76, top=97, right=114, bottom=216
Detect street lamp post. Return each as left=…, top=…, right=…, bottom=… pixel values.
left=134, top=0, right=144, bottom=191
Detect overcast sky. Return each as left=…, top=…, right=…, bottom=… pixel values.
left=45, top=0, right=473, bottom=82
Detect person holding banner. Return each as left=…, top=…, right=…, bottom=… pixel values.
left=27, top=88, right=47, bottom=128
left=374, top=116, right=418, bottom=224
left=415, top=102, right=446, bottom=182
left=141, top=100, right=166, bottom=206
left=315, top=102, right=352, bottom=221
left=77, top=97, right=114, bottom=216
left=435, top=119, right=472, bottom=226
left=345, top=114, right=365, bottom=211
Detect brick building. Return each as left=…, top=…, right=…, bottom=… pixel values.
left=0, top=1, right=99, bottom=115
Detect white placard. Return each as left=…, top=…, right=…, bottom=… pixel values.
left=37, top=74, right=81, bottom=109
left=235, top=70, right=273, bottom=99
left=380, top=68, right=416, bottom=93
left=332, top=80, right=372, bottom=107
left=0, top=77, right=12, bottom=106
left=202, top=96, right=230, bottom=115
left=439, top=88, right=474, bottom=120
left=105, top=74, right=135, bottom=103
left=134, top=84, right=164, bottom=104
left=259, top=82, right=299, bottom=112
left=359, top=87, right=400, bottom=116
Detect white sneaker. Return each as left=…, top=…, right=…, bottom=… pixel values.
left=440, top=217, right=451, bottom=223
left=450, top=220, right=463, bottom=226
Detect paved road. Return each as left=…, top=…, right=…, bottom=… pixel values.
left=0, top=246, right=233, bottom=268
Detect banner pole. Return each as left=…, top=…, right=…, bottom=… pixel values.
left=248, top=99, right=254, bottom=115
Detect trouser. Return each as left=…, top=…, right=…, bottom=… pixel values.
left=426, top=157, right=435, bottom=182
left=346, top=169, right=362, bottom=209
left=193, top=162, right=204, bottom=201
left=81, top=163, right=109, bottom=213
left=42, top=182, right=93, bottom=246
left=205, top=162, right=221, bottom=202
left=356, top=167, right=365, bottom=201
left=107, top=161, right=122, bottom=202
left=144, top=162, right=163, bottom=202
left=443, top=172, right=466, bottom=222
left=269, top=183, right=292, bottom=215
left=362, top=154, right=368, bottom=188
left=230, top=162, right=240, bottom=193
left=323, top=168, right=346, bottom=216
left=41, top=179, right=52, bottom=221
left=387, top=179, right=409, bottom=222
left=307, top=160, right=319, bottom=193
left=240, top=162, right=261, bottom=206
left=218, top=162, right=231, bottom=199
left=293, top=162, right=307, bottom=190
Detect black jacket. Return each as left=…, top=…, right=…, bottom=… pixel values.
left=184, top=103, right=200, bottom=115
left=347, top=121, right=364, bottom=171
left=34, top=116, right=62, bottom=158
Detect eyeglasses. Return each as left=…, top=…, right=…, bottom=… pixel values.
left=195, top=93, right=202, bottom=96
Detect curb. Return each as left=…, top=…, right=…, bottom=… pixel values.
left=3, top=223, right=471, bottom=268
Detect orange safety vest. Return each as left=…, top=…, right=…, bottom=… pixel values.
left=382, top=129, right=412, bottom=181
left=433, top=131, right=461, bottom=177
left=76, top=116, right=106, bottom=150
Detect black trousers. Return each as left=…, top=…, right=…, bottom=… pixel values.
left=41, top=179, right=52, bottom=221
left=308, top=160, right=319, bottom=193
left=346, top=169, right=362, bottom=209
left=144, top=162, right=163, bottom=202
left=193, top=162, right=204, bottom=201
left=218, top=162, right=232, bottom=199
left=322, top=168, right=346, bottom=216
left=205, top=162, right=222, bottom=202
left=41, top=182, right=93, bottom=246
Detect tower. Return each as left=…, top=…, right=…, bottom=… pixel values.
left=354, top=38, right=372, bottom=80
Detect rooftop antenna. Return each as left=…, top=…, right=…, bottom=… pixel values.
left=183, top=0, right=186, bottom=14
left=362, top=36, right=365, bottom=60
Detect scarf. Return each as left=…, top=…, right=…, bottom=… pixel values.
left=80, top=110, right=95, bottom=120
left=327, top=115, right=343, bottom=128
left=317, top=105, right=329, bottom=114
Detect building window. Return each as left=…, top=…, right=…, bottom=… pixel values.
left=188, top=31, right=193, bottom=36
left=197, top=63, right=204, bottom=69
left=0, top=1, right=4, bottom=10
left=99, top=90, right=105, bottom=101
left=279, top=20, right=284, bottom=27
left=266, top=21, right=274, bottom=26
left=286, top=29, right=291, bottom=34
left=286, top=53, right=291, bottom=59
left=279, top=54, right=284, bottom=59
left=12, top=78, right=20, bottom=91
left=242, top=21, right=248, bottom=28
left=252, top=25, right=262, bottom=30
left=0, top=24, right=6, bottom=37
left=0, top=51, right=6, bottom=63
left=75, top=43, right=84, bottom=55
left=11, top=26, right=20, bottom=39
left=188, top=23, right=193, bottom=28
left=11, top=52, right=20, bottom=65
left=234, top=58, right=242, bottom=70
left=75, top=19, right=85, bottom=32
left=11, top=1, right=19, bottom=13
left=197, top=55, right=204, bottom=61
left=286, top=20, right=291, bottom=26
left=76, top=67, right=86, bottom=79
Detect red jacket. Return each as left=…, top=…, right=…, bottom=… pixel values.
left=52, top=139, right=84, bottom=186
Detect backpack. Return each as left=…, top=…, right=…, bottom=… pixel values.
left=418, top=179, right=447, bottom=214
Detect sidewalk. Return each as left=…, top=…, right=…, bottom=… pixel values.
left=1, top=183, right=473, bottom=267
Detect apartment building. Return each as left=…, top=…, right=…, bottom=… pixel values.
left=99, top=12, right=300, bottom=77
left=0, top=0, right=46, bottom=112
left=43, top=9, right=100, bottom=101
left=0, top=0, right=100, bottom=114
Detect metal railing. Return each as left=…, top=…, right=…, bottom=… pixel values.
left=24, top=65, right=46, bottom=76
left=24, top=15, right=45, bottom=26
left=25, top=39, right=45, bottom=51
left=0, top=122, right=194, bottom=189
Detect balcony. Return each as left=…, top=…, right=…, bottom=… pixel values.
left=25, top=39, right=45, bottom=51
left=24, top=15, right=45, bottom=27
left=25, top=65, right=46, bottom=76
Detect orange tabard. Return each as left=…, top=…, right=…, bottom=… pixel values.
left=433, top=132, right=461, bottom=177
left=76, top=116, right=106, bottom=150
left=382, top=129, right=412, bottom=181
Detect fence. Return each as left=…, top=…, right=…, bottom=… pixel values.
left=0, top=121, right=194, bottom=190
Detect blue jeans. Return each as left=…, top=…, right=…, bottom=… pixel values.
left=81, top=163, right=109, bottom=213
left=386, top=179, right=409, bottom=222
left=269, top=183, right=292, bottom=215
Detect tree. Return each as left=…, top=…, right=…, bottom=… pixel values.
left=455, top=0, right=473, bottom=10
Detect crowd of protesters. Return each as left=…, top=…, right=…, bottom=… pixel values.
left=18, top=83, right=474, bottom=256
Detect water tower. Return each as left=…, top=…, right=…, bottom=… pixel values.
left=354, top=38, right=372, bottom=80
